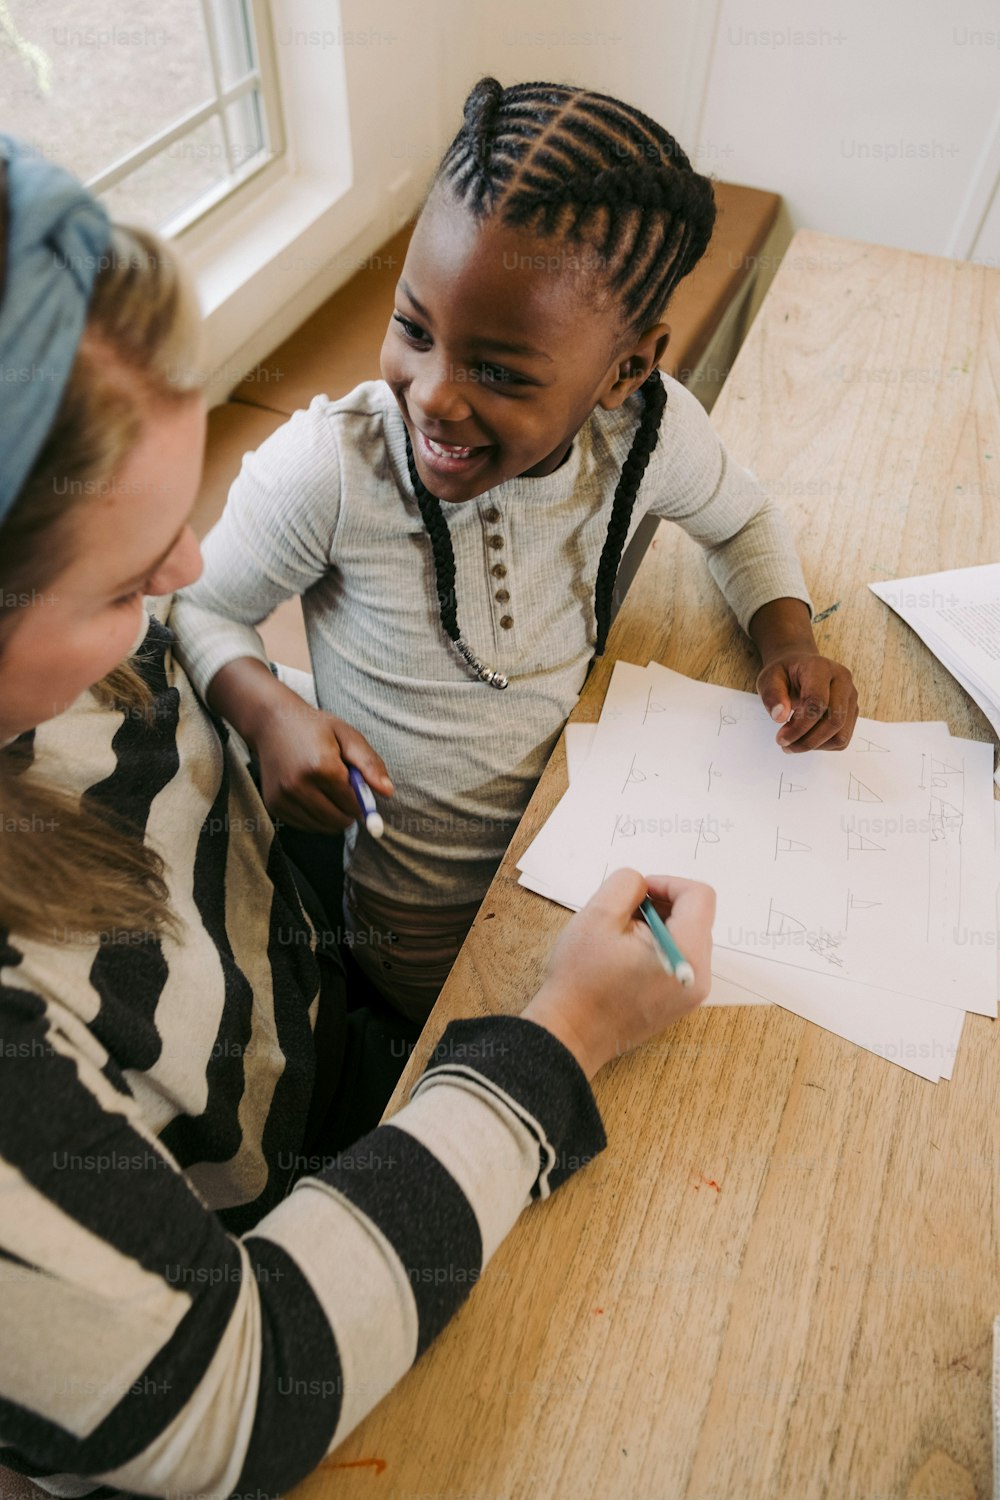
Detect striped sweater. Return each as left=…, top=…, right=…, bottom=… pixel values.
left=0, top=606, right=605, bottom=1499
left=172, top=376, right=812, bottom=909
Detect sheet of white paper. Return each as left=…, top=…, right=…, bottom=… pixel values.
left=564, top=723, right=598, bottom=783
left=518, top=860, right=962, bottom=1076
left=895, top=619, right=1000, bottom=758
left=870, top=565, right=1000, bottom=773
left=516, top=868, right=770, bottom=1005
left=712, top=748, right=978, bottom=1085
left=519, top=661, right=997, bottom=1016
left=530, top=661, right=999, bottom=1077
left=561, top=713, right=758, bottom=1005
left=709, top=947, right=964, bottom=1082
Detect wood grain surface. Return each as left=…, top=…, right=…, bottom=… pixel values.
left=293, top=230, right=1000, bottom=1500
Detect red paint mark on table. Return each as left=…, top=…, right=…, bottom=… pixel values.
left=693, top=1175, right=721, bottom=1193
left=593, top=1307, right=604, bottom=1314
left=322, top=1457, right=388, bottom=1475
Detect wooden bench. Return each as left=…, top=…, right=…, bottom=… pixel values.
left=192, top=180, right=786, bottom=672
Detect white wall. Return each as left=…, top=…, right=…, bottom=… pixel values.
left=432, top=0, right=721, bottom=191
left=698, top=0, right=1000, bottom=262
left=213, top=0, right=1000, bottom=394
left=430, top=0, right=1000, bottom=264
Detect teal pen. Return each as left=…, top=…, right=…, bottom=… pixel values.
left=639, top=896, right=695, bottom=988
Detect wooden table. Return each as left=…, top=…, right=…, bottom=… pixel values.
left=296, top=230, right=1000, bottom=1500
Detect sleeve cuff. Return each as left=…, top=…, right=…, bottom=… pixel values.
left=168, top=596, right=271, bottom=699
left=411, top=1016, right=607, bottom=1199
left=733, top=579, right=815, bottom=635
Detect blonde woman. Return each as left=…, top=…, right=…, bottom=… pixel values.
left=0, top=137, right=714, bottom=1499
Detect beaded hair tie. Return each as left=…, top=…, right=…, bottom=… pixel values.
left=454, top=638, right=509, bottom=690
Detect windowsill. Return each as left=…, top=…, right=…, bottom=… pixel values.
left=178, top=161, right=385, bottom=407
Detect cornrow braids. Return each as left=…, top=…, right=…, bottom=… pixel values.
left=438, top=77, right=716, bottom=333
left=410, top=78, right=711, bottom=685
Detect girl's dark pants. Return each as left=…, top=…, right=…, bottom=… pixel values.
left=276, top=822, right=422, bottom=1169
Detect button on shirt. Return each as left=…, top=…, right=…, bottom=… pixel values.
left=483, top=507, right=512, bottom=620
left=173, top=378, right=812, bottom=907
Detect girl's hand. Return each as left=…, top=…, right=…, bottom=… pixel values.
left=523, top=868, right=715, bottom=1081
left=254, top=707, right=394, bottom=833
left=747, top=598, right=859, bottom=752
left=756, top=649, right=859, bottom=752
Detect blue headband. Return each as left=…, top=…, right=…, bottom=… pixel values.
left=0, top=135, right=111, bottom=526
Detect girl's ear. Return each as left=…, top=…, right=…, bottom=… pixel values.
left=599, top=323, right=671, bottom=409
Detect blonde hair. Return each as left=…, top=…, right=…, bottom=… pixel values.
left=0, top=215, right=204, bottom=944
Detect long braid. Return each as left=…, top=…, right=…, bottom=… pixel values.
left=416, top=77, right=716, bottom=683
left=593, top=370, right=668, bottom=657
left=404, top=433, right=458, bottom=640
left=404, top=431, right=509, bottom=689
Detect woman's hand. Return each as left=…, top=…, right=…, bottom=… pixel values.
left=523, top=868, right=715, bottom=1081
left=756, top=648, right=859, bottom=752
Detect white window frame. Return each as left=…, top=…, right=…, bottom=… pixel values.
left=86, top=0, right=286, bottom=243
left=173, top=0, right=381, bottom=405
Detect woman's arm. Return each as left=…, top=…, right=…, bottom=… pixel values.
left=0, top=871, right=711, bottom=1499
left=0, top=986, right=602, bottom=1498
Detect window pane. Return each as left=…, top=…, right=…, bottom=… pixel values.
left=0, top=0, right=216, bottom=186
left=205, top=0, right=255, bottom=89
left=101, top=115, right=228, bottom=230
left=226, top=91, right=267, bottom=170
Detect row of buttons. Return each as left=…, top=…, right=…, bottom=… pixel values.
left=484, top=506, right=512, bottom=628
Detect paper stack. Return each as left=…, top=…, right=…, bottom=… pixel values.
left=870, top=563, right=1000, bottom=785
left=518, top=660, right=1000, bottom=1082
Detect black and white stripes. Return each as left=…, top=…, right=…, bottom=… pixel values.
left=0, top=611, right=608, bottom=1496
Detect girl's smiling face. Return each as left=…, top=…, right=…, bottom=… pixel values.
left=380, top=186, right=668, bottom=503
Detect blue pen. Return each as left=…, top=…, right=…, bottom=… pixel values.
left=639, top=896, right=695, bottom=988
left=347, top=767, right=385, bottom=839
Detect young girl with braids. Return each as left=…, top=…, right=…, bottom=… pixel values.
left=173, top=77, right=858, bottom=1021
